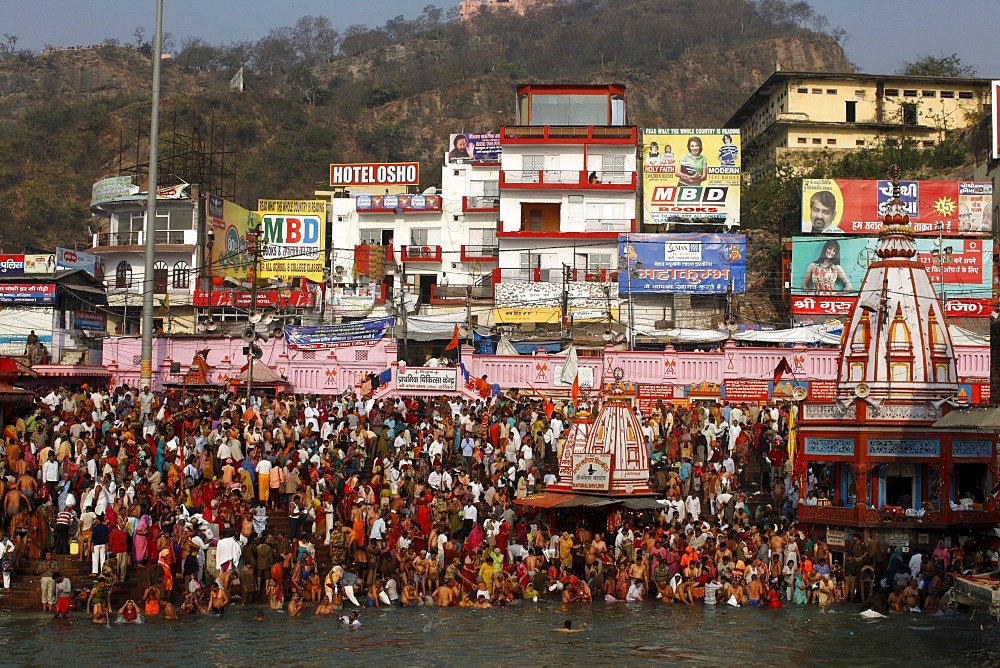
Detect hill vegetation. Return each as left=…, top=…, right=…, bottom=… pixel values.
left=0, top=0, right=853, bottom=250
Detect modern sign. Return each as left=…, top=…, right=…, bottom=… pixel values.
left=395, top=368, right=458, bottom=392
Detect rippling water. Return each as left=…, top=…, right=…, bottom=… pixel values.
left=3, top=601, right=999, bottom=665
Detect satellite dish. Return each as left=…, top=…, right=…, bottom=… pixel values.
left=791, top=386, right=808, bottom=402
left=248, top=310, right=262, bottom=324
left=854, top=382, right=871, bottom=399
left=422, top=186, right=437, bottom=195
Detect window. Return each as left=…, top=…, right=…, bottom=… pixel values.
left=903, top=89, right=917, bottom=98
left=410, top=229, right=429, bottom=246
left=588, top=254, right=612, bottom=270
left=812, top=138, right=822, bottom=144
left=886, top=138, right=899, bottom=147
left=172, top=261, right=190, bottom=289
left=854, top=89, right=866, bottom=97
left=902, top=102, right=917, bottom=125
left=826, top=88, right=837, bottom=95
left=115, top=261, right=132, bottom=288
left=811, top=88, right=823, bottom=94
left=130, top=208, right=194, bottom=244
left=884, top=88, right=899, bottom=97
left=470, top=180, right=499, bottom=198
left=797, top=87, right=808, bottom=93
left=359, top=229, right=382, bottom=245
left=153, top=261, right=168, bottom=294
left=856, top=139, right=866, bottom=146
left=959, top=91, right=973, bottom=99
left=922, top=140, right=936, bottom=148
left=922, top=90, right=936, bottom=98
left=520, top=155, right=543, bottom=183
left=827, top=138, right=837, bottom=145
left=797, top=137, right=807, bottom=144
left=940, top=90, right=955, bottom=99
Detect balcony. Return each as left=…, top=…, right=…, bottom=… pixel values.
left=462, top=196, right=499, bottom=212
left=93, top=229, right=197, bottom=248
left=430, top=284, right=495, bottom=304
left=497, top=218, right=635, bottom=238
left=460, top=245, right=500, bottom=262
left=491, top=268, right=619, bottom=284
left=500, top=170, right=636, bottom=190
left=400, top=245, right=442, bottom=262
left=501, top=125, right=637, bottom=144
left=584, top=218, right=634, bottom=233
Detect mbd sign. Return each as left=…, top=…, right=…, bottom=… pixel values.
left=572, top=454, right=612, bottom=491
left=650, top=186, right=730, bottom=213
left=256, top=200, right=327, bottom=282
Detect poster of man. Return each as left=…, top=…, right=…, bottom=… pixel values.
left=801, top=180, right=845, bottom=234
left=447, top=132, right=501, bottom=164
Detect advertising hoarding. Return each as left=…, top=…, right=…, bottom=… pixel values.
left=619, top=233, right=746, bottom=295
left=447, top=132, right=501, bottom=164
left=207, top=195, right=255, bottom=281
left=355, top=194, right=442, bottom=211
left=642, top=128, right=740, bottom=226
left=24, top=254, right=55, bottom=274
left=329, top=162, right=420, bottom=187
left=801, top=179, right=993, bottom=236
left=56, top=248, right=103, bottom=279
left=572, top=454, right=612, bottom=491
left=0, top=256, right=24, bottom=276
left=284, top=317, right=394, bottom=350
left=494, top=281, right=615, bottom=323
left=790, top=236, right=993, bottom=317
left=0, top=284, right=56, bottom=304
left=257, top=200, right=326, bottom=282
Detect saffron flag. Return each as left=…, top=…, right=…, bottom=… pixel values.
left=773, top=358, right=792, bottom=386
left=571, top=373, right=580, bottom=408
left=445, top=324, right=459, bottom=350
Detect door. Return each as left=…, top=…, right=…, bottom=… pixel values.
left=845, top=100, right=857, bottom=123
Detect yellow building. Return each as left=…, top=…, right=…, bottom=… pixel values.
left=726, top=71, right=992, bottom=171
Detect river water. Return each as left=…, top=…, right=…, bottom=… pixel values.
left=4, top=601, right=999, bottom=665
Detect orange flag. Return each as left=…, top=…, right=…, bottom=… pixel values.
left=571, top=373, right=579, bottom=407
left=445, top=323, right=459, bottom=350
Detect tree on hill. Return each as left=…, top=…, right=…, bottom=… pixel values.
left=896, top=53, right=977, bottom=77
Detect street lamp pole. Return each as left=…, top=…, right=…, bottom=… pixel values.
left=139, top=0, right=164, bottom=388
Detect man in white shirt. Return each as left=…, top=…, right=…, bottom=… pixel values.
left=462, top=501, right=478, bottom=539
left=369, top=511, right=387, bottom=547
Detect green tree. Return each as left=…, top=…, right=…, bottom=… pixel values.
left=896, top=53, right=977, bottom=77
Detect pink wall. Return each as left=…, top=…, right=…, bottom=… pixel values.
left=102, top=336, right=992, bottom=396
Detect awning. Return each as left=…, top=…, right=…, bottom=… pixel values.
left=515, top=492, right=662, bottom=509
left=0, top=382, right=35, bottom=405
left=404, top=312, right=468, bottom=342
left=933, top=407, right=1000, bottom=430
left=515, top=492, right=618, bottom=509
left=31, top=365, right=112, bottom=377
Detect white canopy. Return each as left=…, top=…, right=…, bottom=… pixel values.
left=642, top=328, right=729, bottom=343
left=404, top=312, right=468, bottom=341
left=732, top=326, right=841, bottom=345
left=495, top=335, right=520, bottom=356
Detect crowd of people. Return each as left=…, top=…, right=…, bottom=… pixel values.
left=0, top=382, right=994, bottom=623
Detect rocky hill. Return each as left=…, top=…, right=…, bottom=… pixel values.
left=0, top=0, right=854, bottom=251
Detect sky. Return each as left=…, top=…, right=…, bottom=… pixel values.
left=0, top=0, right=996, bottom=77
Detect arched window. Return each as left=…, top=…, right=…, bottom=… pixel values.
left=153, top=261, right=168, bottom=294
left=172, top=261, right=190, bottom=289
left=115, top=261, right=132, bottom=288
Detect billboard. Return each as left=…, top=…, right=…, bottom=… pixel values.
left=24, top=254, right=55, bottom=274
left=355, top=194, right=442, bottom=211
left=642, top=128, right=740, bottom=226
left=284, top=317, right=394, bottom=350
left=396, top=368, right=457, bottom=392
left=90, top=175, right=189, bottom=206
left=329, top=162, right=420, bottom=187
left=207, top=195, right=255, bottom=281
left=447, top=132, right=501, bottom=164
left=619, top=233, right=746, bottom=295
left=493, top=281, right=614, bottom=323
left=257, top=200, right=326, bottom=282
left=801, top=179, right=993, bottom=236
left=0, top=256, right=24, bottom=276
left=790, top=236, right=993, bottom=316
left=56, top=248, right=103, bottom=280
left=0, top=284, right=56, bottom=304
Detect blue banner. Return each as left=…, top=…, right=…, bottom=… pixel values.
left=619, top=233, right=746, bottom=294
left=284, top=317, right=394, bottom=350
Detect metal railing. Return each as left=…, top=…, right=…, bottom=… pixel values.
left=95, top=231, right=190, bottom=246
left=584, top=218, right=632, bottom=232
left=462, top=244, right=500, bottom=258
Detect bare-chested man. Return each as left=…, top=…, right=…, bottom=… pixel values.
left=432, top=579, right=457, bottom=606
left=3, top=487, right=28, bottom=528
left=412, top=551, right=429, bottom=595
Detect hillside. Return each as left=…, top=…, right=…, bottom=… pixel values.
left=0, top=0, right=855, bottom=251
